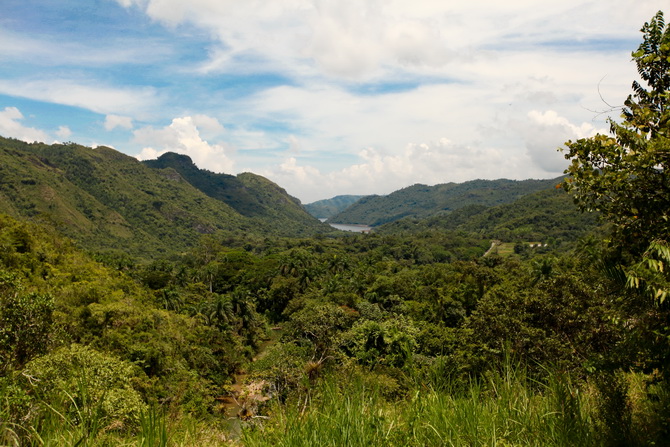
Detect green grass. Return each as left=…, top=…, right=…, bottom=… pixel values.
left=4, top=362, right=670, bottom=446
left=494, top=242, right=516, bottom=256
left=240, top=363, right=670, bottom=447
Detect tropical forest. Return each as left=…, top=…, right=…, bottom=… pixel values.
left=1, top=11, right=669, bottom=447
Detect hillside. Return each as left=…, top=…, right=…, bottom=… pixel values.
left=303, top=195, right=366, bottom=219
left=142, top=152, right=327, bottom=235
left=328, top=178, right=561, bottom=226
left=378, top=187, right=602, bottom=246
left=0, top=137, right=328, bottom=257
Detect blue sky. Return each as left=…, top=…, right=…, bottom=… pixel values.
left=0, top=0, right=666, bottom=202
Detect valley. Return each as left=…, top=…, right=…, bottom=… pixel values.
left=1, top=28, right=669, bottom=440
left=0, top=138, right=646, bottom=446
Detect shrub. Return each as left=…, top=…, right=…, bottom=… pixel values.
left=23, top=344, right=147, bottom=431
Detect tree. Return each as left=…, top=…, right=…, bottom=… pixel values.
left=562, top=10, right=669, bottom=255
left=0, top=271, right=54, bottom=372
left=562, top=11, right=670, bottom=300
left=562, top=12, right=670, bottom=385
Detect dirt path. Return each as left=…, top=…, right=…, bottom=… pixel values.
left=483, top=240, right=501, bottom=257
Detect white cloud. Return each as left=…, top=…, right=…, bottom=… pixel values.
left=0, top=107, right=49, bottom=143
left=304, top=1, right=454, bottom=78
left=191, top=114, right=224, bottom=137
left=134, top=116, right=235, bottom=173
left=0, top=79, right=157, bottom=118
left=115, top=0, right=665, bottom=80
left=56, top=126, right=72, bottom=139
left=0, top=28, right=172, bottom=68
left=104, top=115, right=134, bottom=131
left=514, top=110, right=604, bottom=173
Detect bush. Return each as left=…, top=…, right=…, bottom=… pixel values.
left=23, top=344, right=147, bottom=431
left=339, top=316, right=418, bottom=369
left=0, top=271, right=54, bottom=372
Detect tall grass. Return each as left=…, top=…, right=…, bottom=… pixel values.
left=136, top=406, right=168, bottom=447
left=4, top=362, right=669, bottom=445
left=0, top=372, right=171, bottom=447
left=243, top=377, right=399, bottom=447
left=242, top=364, right=601, bottom=447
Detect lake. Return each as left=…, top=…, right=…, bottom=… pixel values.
left=328, top=223, right=373, bottom=233
left=318, top=218, right=372, bottom=233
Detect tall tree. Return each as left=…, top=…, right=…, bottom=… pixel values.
left=562, top=13, right=670, bottom=384
left=562, top=11, right=670, bottom=301
left=562, top=10, right=669, bottom=254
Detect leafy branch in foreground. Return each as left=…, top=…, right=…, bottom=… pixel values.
left=562, top=10, right=670, bottom=300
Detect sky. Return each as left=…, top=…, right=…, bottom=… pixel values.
left=0, top=1, right=666, bottom=203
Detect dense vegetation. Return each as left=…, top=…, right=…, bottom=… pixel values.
left=1, top=10, right=669, bottom=446
left=378, top=187, right=602, bottom=247
left=328, top=177, right=559, bottom=226
left=0, top=138, right=330, bottom=259
left=143, top=153, right=323, bottom=234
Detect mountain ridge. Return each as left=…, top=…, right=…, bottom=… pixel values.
left=142, top=152, right=323, bottom=234
left=328, top=177, right=563, bottom=226
left=303, top=194, right=366, bottom=219
left=377, top=187, right=601, bottom=245
left=0, top=137, right=328, bottom=257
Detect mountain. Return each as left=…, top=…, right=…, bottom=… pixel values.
left=0, top=137, right=328, bottom=257
left=327, top=178, right=562, bottom=226
left=142, top=152, right=325, bottom=235
left=378, top=187, right=602, bottom=245
left=303, top=195, right=366, bottom=219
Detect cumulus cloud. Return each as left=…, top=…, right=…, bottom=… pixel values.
left=516, top=110, right=603, bottom=173
left=56, top=126, right=72, bottom=139
left=238, top=74, right=620, bottom=201
left=191, top=114, right=224, bottom=138
left=104, top=114, right=134, bottom=131
left=134, top=116, right=235, bottom=173
left=0, top=107, right=49, bottom=142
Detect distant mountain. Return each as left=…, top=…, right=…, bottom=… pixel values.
left=328, top=178, right=562, bottom=226
left=0, top=137, right=328, bottom=257
left=303, top=195, right=366, bottom=219
left=378, top=187, right=602, bottom=244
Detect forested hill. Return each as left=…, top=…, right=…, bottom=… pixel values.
left=328, top=177, right=562, bottom=226
left=378, top=187, right=602, bottom=245
left=142, top=152, right=324, bottom=232
left=0, top=137, right=329, bottom=257
left=303, top=194, right=366, bottom=219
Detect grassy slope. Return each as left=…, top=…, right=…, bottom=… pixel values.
left=0, top=138, right=335, bottom=256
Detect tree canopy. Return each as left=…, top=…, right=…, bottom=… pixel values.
left=562, top=11, right=670, bottom=301
left=562, top=11, right=670, bottom=253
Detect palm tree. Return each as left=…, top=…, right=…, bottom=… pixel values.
left=209, top=293, right=234, bottom=331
